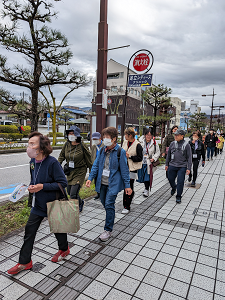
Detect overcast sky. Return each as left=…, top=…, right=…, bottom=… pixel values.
left=0, top=0, right=225, bottom=115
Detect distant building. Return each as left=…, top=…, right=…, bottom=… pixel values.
left=181, top=101, right=186, bottom=111
left=170, top=97, right=181, bottom=128
left=190, top=100, right=201, bottom=114
left=92, top=59, right=154, bottom=133
left=180, top=111, right=192, bottom=130
left=60, top=106, right=90, bottom=132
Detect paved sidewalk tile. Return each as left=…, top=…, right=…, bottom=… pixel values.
left=0, top=158, right=225, bottom=299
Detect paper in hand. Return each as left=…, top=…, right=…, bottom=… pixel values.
left=9, top=184, right=28, bottom=202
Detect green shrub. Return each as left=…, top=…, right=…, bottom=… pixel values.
left=0, top=125, right=19, bottom=133
left=80, top=133, right=88, bottom=139
left=0, top=133, right=23, bottom=141
left=22, top=126, right=31, bottom=137
left=48, top=132, right=64, bottom=137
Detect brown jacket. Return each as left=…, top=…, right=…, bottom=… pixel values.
left=161, top=134, right=175, bottom=154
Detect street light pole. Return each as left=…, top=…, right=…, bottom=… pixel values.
left=202, top=88, right=216, bottom=129
left=96, top=0, right=108, bottom=134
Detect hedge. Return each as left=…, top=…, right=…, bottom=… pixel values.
left=0, top=125, right=31, bottom=137
left=80, top=133, right=88, bottom=139
left=0, top=125, right=19, bottom=133
left=48, top=132, right=64, bottom=137
left=0, top=133, right=23, bottom=141
left=22, top=126, right=31, bottom=137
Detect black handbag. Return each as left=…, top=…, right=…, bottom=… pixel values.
left=63, top=163, right=70, bottom=175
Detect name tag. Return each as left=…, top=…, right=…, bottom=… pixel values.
left=171, top=154, right=174, bottom=160
left=143, top=154, right=148, bottom=164
left=69, top=161, right=74, bottom=168
left=102, top=169, right=110, bottom=177
left=193, top=154, right=198, bottom=158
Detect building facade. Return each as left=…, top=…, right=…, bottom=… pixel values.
left=92, top=59, right=154, bottom=133
left=170, top=97, right=181, bottom=128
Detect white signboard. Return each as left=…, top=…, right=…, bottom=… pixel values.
left=102, top=89, right=108, bottom=109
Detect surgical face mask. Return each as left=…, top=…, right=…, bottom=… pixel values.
left=68, top=135, right=77, bottom=142
left=27, top=147, right=39, bottom=158
left=103, top=138, right=113, bottom=147
left=92, top=139, right=100, bottom=145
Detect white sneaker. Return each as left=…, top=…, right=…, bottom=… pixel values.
left=99, top=231, right=112, bottom=242
left=143, top=189, right=149, bottom=197
left=121, top=208, right=130, bottom=214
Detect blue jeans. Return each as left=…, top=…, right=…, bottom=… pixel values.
left=100, top=184, right=117, bottom=232
left=168, top=166, right=187, bottom=198
left=207, top=147, right=215, bottom=159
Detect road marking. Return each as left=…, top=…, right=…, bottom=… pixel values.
left=0, top=164, right=29, bottom=170
left=0, top=153, right=28, bottom=157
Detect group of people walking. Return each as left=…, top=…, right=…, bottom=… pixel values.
left=7, top=124, right=224, bottom=275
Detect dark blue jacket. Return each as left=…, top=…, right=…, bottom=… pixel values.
left=30, top=156, right=67, bottom=217
left=88, top=144, right=130, bottom=195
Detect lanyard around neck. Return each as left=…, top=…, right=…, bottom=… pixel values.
left=33, top=160, right=43, bottom=185
left=69, top=144, right=77, bottom=161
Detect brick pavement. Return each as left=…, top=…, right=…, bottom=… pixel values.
left=0, top=153, right=224, bottom=300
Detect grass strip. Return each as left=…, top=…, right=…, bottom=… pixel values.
left=0, top=182, right=97, bottom=237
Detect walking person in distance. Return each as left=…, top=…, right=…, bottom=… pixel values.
left=165, top=129, right=192, bottom=203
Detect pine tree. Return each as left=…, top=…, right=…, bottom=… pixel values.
left=0, top=0, right=89, bottom=131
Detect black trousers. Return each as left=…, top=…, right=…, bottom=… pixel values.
left=67, top=184, right=82, bottom=205
left=144, top=181, right=150, bottom=190
left=123, top=179, right=134, bottom=210
left=19, top=213, right=68, bottom=264
left=190, top=160, right=200, bottom=183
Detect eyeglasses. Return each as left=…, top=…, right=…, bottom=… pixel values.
left=28, top=143, right=38, bottom=147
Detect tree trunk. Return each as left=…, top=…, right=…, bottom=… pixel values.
left=31, top=87, right=39, bottom=132
left=52, top=112, right=57, bottom=146
left=153, top=102, right=157, bottom=136
left=161, top=122, right=166, bottom=144
left=52, top=98, right=57, bottom=146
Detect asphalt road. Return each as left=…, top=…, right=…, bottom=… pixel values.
left=0, top=150, right=62, bottom=203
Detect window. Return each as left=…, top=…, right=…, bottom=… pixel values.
left=120, top=72, right=124, bottom=78
left=119, top=85, right=123, bottom=91
left=107, top=73, right=119, bottom=79
left=135, top=90, right=137, bottom=95
left=138, top=91, right=140, bottom=97
left=111, top=86, right=117, bottom=92
left=131, top=89, right=134, bottom=94
left=118, top=112, right=122, bottom=117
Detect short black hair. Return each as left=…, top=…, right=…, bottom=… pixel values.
left=144, top=128, right=152, bottom=136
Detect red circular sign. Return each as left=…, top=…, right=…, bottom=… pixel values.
left=133, top=53, right=150, bottom=72
left=107, top=98, right=112, bottom=105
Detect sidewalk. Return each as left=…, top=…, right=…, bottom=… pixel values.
left=0, top=153, right=224, bottom=300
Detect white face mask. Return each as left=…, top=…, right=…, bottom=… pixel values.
left=92, top=139, right=100, bottom=145
left=103, top=138, right=113, bottom=147
left=68, top=135, right=77, bottom=142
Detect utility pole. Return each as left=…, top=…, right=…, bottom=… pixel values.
left=202, top=88, right=216, bottom=129
left=96, top=0, right=108, bottom=133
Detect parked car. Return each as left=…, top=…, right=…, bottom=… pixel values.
left=0, top=120, right=13, bottom=125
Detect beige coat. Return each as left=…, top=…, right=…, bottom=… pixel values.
left=122, top=140, right=142, bottom=171
left=139, top=136, right=160, bottom=174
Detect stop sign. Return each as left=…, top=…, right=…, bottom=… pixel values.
left=133, top=53, right=150, bottom=72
